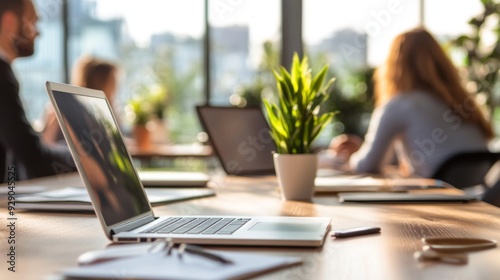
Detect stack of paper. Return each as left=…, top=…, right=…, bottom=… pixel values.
left=62, top=243, right=302, bottom=279
left=17, top=187, right=215, bottom=211
left=315, top=176, right=448, bottom=193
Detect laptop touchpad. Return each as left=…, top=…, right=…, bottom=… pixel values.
left=248, top=222, right=322, bottom=232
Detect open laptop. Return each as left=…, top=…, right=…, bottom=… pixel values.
left=46, top=82, right=331, bottom=246
left=196, top=106, right=276, bottom=175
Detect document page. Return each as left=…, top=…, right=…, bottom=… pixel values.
left=63, top=248, right=301, bottom=279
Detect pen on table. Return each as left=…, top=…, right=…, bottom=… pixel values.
left=178, top=243, right=233, bottom=264
left=332, top=226, right=381, bottom=238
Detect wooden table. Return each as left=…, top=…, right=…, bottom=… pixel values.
left=1, top=173, right=500, bottom=279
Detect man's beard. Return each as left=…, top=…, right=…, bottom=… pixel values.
left=15, top=38, right=35, bottom=57
left=13, top=21, right=36, bottom=57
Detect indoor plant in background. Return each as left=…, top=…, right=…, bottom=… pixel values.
left=146, top=85, right=170, bottom=144
left=126, top=95, right=153, bottom=149
left=263, top=53, right=336, bottom=201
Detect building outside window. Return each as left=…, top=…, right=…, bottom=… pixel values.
left=208, top=0, right=280, bottom=107
left=13, top=0, right=499, bottom=145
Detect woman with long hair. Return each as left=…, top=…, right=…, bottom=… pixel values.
left=42, top=56, right=119, bottom=144
left=346, top=27, right=493, bottom=177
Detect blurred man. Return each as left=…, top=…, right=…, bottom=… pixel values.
left=0, top=0, right=75, bottom=182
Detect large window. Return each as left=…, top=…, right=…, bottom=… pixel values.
left=67, top=0, right=205, bottom=143
left=425, top=0, right=483, bottom=36
left=13, top=0, right=499, bottom=143
left=304, top=0, right=420, bottom=69
left=208, top=0, right=280, bottom=106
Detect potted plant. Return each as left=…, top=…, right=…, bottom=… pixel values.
left=126, top=95, right=153, bottom=149
left=146, top=85, right=170, bottom=144
left=263, top=53, right=336, bottom=201
left=148, top=85, right=168, bottom=120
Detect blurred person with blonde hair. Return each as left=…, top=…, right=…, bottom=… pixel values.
left=330, top=27, right=493, bottom=177
left=42, top=56, right=119, bottom=144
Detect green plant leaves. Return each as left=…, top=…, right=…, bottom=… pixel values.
left=262, top=53, right=336, bottom=154
left=126, top=96, right=152, bottom=126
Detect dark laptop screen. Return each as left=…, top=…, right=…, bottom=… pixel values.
left=52, top=90, right=150, bottom=226
left=197, top=106, right=276, bottom=175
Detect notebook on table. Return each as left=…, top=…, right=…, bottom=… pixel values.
left=196, top=106, right=276, bottom=176
left=315, top=176, right=449, bottom=193
left=63, top=242, right=302, bottom=280
left=45, top=82, right=331, bottom=246
left=17, top=187, right=215, bottom=212
left=338, top=192, right=477, bottom=203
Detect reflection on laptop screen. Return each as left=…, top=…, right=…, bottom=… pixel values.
left=197, top=106, right=276, bottom=175
left=52, top=91, right=150, bottom=225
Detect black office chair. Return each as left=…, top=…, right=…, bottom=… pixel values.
left=431, top=151, right=500, bottom=190
left=482, top=178, right=500, bottom=207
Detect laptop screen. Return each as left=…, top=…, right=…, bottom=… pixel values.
left=52, top=90, right=150, bottom=226
left=196, top=106, right=276, bottom=175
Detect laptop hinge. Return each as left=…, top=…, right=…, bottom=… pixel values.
left=109, top=212, right=156, bottom=236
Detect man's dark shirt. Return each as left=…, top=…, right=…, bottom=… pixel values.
left=0, top=59, right=75, bottom=182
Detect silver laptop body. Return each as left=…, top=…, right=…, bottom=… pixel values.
left=45, top=82, right=331, bottom=247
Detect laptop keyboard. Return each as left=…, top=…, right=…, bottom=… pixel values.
left=142, top=217, right=251, bottom=235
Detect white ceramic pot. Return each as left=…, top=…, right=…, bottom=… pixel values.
left=273, top=153, right=318, bottom=201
